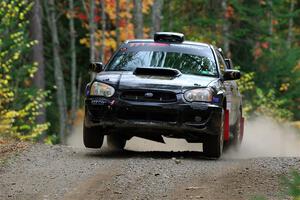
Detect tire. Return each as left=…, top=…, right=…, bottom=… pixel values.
left=107, top=134, right=126, bottom=150
left=83, top=125, right=104, bottom=148
left=203, top=109, right=224, bottom=158
left=232, top=109, right=242, bottom=149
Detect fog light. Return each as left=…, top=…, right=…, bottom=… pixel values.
left=194, top=116, right=202, bottom=122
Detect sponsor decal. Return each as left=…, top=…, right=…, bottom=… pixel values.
left=91, top=98, right=107, bottom=105
left=212, top=97, right=220, bottom=103
left=129, top=43, right=169, bottom=47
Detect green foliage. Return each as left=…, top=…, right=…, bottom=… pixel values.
left=230, top=0, right=300, bottom=120
left=238, top=67, right=293, bottom=121
left=282, top=170, right=300, bottom=199
left=236, top=71, right=293, bottom=121
left=236, top=71, right=255, bottom=118
left=44, top=134, right=60, bottom=145
left=253, top=88, right=293, bottom=121
left=0, top=0, right=49, bottom=141
left=237, top=71, right=255, bottom=94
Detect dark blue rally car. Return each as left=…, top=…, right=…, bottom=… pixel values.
left=84, top=32, right=244, bottom=158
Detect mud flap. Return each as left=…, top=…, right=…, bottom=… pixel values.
left=224, top=110, right=230, bottom=142
left=240, top=117, right=245, bottom=141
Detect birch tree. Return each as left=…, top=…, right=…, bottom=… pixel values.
left=69, top=0, right=77, bottom=132
left=46, top=0, right=68, bottom=144
left=151, top=0, right=163, bottom=36
left=89, top=0, right=96, bottom=62
left=133, top=0, right=143, bottom=38
left=287, top=0, right=295, bottom=48
left=115, top=0, right=120, bottom=48
left=101, top=0, right=106, bottom=61
left=126, top=0, right=131, bottom=38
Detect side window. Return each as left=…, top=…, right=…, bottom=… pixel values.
left=216, top=51, right=227, bottom=75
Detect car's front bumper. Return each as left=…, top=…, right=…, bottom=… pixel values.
left=84, top=96, right=223, bottom=140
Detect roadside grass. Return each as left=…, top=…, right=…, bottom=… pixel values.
left=282, top=170, right=300, bottom=199
left=251, top=170, right=300, bottom=200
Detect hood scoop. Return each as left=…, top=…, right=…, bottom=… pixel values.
left=134, top=67, right=181, bottom=77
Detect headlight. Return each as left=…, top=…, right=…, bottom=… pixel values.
left=184, top=88, right=213, bottom=102
left=90, top=82, right=115, bottom=97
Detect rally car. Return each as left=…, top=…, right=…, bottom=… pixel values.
left=83, top=32, right=244, bottom=158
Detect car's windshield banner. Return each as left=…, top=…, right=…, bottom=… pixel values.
left=122, top=42, right=212, bottom=57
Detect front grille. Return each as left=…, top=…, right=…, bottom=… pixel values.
left=117, top=108, right=177, bottom=122
left=120, top=90, right=177, bottom=103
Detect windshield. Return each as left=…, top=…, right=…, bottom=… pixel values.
left=106, top=44, right=218, bottom=77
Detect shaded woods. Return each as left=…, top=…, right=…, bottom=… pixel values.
left=0, top=0, right=299, bottom=143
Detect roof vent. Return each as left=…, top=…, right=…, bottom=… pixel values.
left=154, top=32, right=184, bottom=43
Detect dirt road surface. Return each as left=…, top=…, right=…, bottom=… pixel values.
left=1, top=118, right=300, bottom=200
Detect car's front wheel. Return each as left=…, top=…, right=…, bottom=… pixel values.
left=107, top=134, right=126, bottom=150
left=203, top=110, right=224, bottom=158
left=83, top=125, right=104, bottom=148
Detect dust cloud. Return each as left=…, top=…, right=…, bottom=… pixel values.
left=224, top=116, right=300, bottom=159
left=68, top=116, right=300, bottom=158
left=67, top=122, right=85, bottom=148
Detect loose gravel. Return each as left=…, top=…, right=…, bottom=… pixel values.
left=1, top=142, right=300, bottom=200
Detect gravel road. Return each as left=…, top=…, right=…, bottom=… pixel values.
left=1, top=118, right=300, bottom=200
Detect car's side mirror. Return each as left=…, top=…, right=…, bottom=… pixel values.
left=224, top=58, right=233, bottom=69
left=89, top=62, right=104, bottom=73
left=223, top=69, right=241, bottom=81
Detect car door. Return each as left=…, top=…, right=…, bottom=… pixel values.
left=215, top=51, right=238, bottom=126
left=223, top=57, right=241, bottom=117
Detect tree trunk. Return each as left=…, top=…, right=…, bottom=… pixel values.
left=46, top=0, right=68, bottom=144
left=167, top=1, right=173, bottom=31
left=76, top=74, right=82, bottom=111
left=89, top=0, right=96, bottom=62
left=287, top=0, right=295, bottom=48
left=101, top=0, right=106, bottom=61
left=151, top=0, right=163, bottom=36
left=268, top=0, right=273, bottom=36
left=30, top=0, right=46, bottom=126
left=133, top=0, right=143, bottom=38
left=69, top=0, right=77, bottom=133
left=126, top=0, right=130, bottom=38
left=115, top=0, right=120, bottom=48
left=268, top=0, right=273, bottom=50
left=81, top=0, right=97, bottom=79
left=222, top=0, right=230, bottom=57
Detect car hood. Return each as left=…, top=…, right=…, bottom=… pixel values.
left=95, top=71, right=217, bottom=92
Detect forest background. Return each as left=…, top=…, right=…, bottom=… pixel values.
left=0, top=0, right=299, bottom=144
